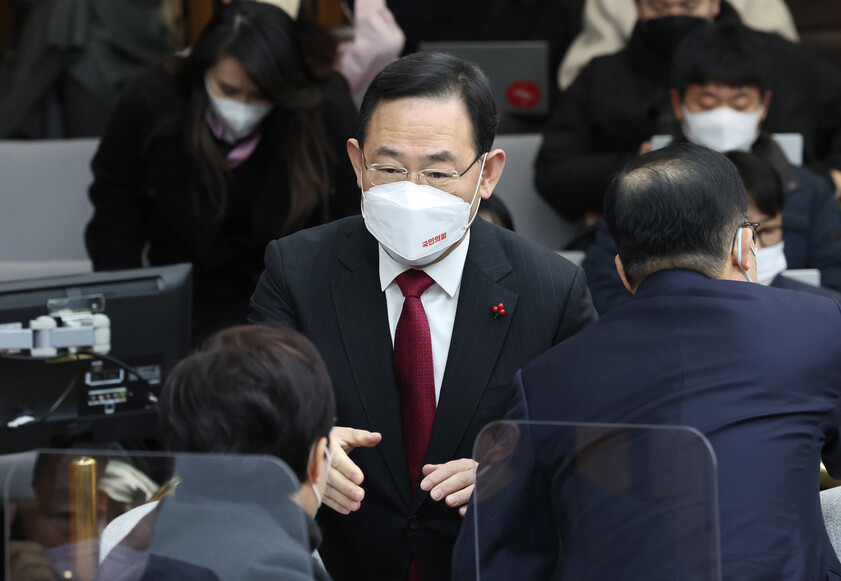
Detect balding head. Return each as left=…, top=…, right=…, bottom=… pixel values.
left=604, top=143, right=747, bottom=288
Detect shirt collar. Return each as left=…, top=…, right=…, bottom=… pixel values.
left=378, top=230, right=471, bottom=298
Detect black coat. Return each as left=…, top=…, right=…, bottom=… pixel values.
left=537, top=4, right=841, bottom=222
left=249, top=216, right=597, bottom=581
left=85, top=64, right=360, bottom=342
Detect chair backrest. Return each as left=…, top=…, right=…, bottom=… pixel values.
left=491, top=133, right=586, bottom=250
left=0, top=139, right=98, bottom=278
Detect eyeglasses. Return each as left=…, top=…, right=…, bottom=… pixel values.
left=756, top=224, right=784, bottom=247
left=362, top=151, right=482, bottom=190
left=731, top=220, right=760, bottom=251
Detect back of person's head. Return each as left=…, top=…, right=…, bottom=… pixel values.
left=604, top=143, right=747, bottom=288
left=725, top=151, right=784, bottom=217
left=159, top=324, right=335, bottom=483
left=671, top=23, right=772, bottom=97
left=357, top=52, right=499, bottom=156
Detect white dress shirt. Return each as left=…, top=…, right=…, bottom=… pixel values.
left=379, top=231, right=471, bottom=404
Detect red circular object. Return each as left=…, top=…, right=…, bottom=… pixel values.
left=497, top=303, right=504, bottom=308
left=499, top=309, right=506, bottom=316
left=506, top=81, right=542, bottom=111
left=492, top=306, right=499, bottom=313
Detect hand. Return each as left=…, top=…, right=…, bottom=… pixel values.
left=8, top=541, right=55, bottom=581
left=324, top=426, right=382, bottom=515
left=420, top=458, right=478, bottom=517
left=638, top=140, right=652, bottom=155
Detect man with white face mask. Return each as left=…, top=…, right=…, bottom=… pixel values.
left=582, top=22, right=841, bottom=314
left=250, top=52, right=597, bottom=581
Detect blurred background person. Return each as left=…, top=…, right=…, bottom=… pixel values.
left=557, top=0, right=797, bottom=90
left=726, top=151, right=841, bottom=301
left=536, top=0, right=841, bottom=243
left=85, top=1, right=359, bottom=343
left=584, top=23, right=841, bottom=313
left=0, top=0, right=175, bottom=139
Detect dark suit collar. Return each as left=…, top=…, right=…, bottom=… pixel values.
left=633, top=268, right=747, bottom=300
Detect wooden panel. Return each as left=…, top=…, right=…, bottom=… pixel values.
left=186, top=0, right=215, bottom=45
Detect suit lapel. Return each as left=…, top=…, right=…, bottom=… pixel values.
left=412, top=222, right=518, bottom=512
left=331, top=224, right=412, bottom=508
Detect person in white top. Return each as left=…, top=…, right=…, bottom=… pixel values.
left=558, top=0, right=798, bottom=90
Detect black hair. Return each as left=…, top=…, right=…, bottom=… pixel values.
left=725, top=151, right=785, bottom=217
left=604, top=142, right=747, bottom=287
left=671, top=22, right=772, bottom=97
left=159, top=324, right=335, bottom=482
left=356, top=52, right=499, bottom=155
left=175, top=0, right=333, bottom=229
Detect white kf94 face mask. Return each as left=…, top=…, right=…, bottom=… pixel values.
left=361, top=154, right=487, bottom=267
left=205, top=77, right=273, bottom=143
left=681, top=105, right=764, bottom=153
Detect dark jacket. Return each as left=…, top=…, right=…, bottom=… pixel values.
left=249, top=216, right=597, bottom=581
left=85, top=64, right=360, bottom=342
left=455, top=269, right=841, bottom=580
left=537, top=3, right=841, bottom=222
left=583, top=138, right=841, bottom=315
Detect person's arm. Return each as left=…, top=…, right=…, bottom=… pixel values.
left=582, top=220, right=633, bottom=315
left=820, top=300, right=841, bottom=477
left=557, top=0, right=634, bottom=90
left=729, top=0, right=798, bottom=42
left=536, top=69, right=634, bottom=222
left=249, top=240, right=301, bottom=328
left=85, top=78, right=156, bottom=271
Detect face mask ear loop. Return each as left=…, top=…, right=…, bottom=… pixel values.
left=738, top=228, right=754, bottom=283
left=465, top=153, right=489, bottom=229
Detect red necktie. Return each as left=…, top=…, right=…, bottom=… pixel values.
left=394, top=269, right=436, bottom=581
left=394, top=269, right=437, bottom=494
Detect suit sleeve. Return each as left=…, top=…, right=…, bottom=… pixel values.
left=554, top=264, right=598, bottom=345
left=536, top=66, right=635, bottom=222
left=85, top=77, right=154, bottom=270
left=248, top=241, right=301, bottom=329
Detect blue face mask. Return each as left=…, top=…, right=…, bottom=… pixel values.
left=737, top=227, right=758, bottom=283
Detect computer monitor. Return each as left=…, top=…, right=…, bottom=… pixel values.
left=0, top=264, right=192, bottom=453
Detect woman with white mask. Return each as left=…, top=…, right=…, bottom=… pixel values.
left=86, top=1, right=359, bottom=343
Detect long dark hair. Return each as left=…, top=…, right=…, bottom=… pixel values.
left=176, top=1, right=336, bottom=231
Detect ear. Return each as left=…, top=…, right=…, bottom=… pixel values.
left=729, top=227, right=756, bottom=280
left=347, top=138, right=364, bottom=190
left=760, top=91, right=772, bottom=122
left=615, top=254, right=635, bottom=294
left=307, top=436, right=329, bottom=485
left=670, top=89, right=684, bottom=121
left=477, top=149, right=506, bottom=200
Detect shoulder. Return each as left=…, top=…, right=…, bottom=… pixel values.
left=471, top=219, right=585, bottom=295
left=771, top=275, right=841, bottom=302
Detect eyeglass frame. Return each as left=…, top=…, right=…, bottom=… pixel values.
left=755, top=223, right=784, bottom=247
left=730, top=220, right=760, bottom=252
left=360, top=151, right=484, bottom=188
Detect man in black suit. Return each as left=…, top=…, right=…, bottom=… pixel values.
left=250, top=52, right=597, bottom=580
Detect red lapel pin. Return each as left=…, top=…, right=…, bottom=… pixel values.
left=491, top=303, right=506, bottom=319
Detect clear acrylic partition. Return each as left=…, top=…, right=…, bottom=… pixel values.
left=3, top=450, right=313, bottom=581
left=471, top=421, right=721, bottom=581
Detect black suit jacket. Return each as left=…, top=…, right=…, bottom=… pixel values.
left=250, top=216, right=596, bottom=580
